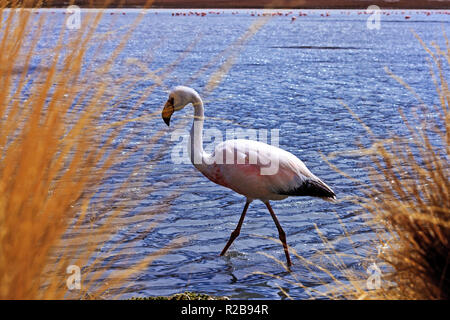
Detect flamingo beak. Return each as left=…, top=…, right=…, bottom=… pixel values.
left=162, top=99, right=174, bottom=126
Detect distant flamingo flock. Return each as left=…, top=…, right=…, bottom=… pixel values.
left=38, top=10, right=449, bottom=21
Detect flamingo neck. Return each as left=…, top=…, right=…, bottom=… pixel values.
left=189, top=96, right=208, bottom=166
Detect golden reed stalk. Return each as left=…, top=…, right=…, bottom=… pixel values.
left=258, top=32, right=449, bottom=300
left=0, top=0, right=175, bottom=299
left=355, top=33, right=449, bottom=299
left=0, top=1, right=269, bottom=299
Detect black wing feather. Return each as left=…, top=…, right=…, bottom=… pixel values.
left=277, top=178, right=336, bottom=199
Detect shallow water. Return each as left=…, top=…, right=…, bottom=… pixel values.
left=26, top=8, right=450, bottom=299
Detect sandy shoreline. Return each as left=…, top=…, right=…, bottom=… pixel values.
left=32, top=1, right=450, bottom=9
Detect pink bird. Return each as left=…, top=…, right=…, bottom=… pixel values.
left=161, top=86, right=336, bottom=267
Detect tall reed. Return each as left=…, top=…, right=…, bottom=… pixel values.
left=354, top=33, right=449, bottom=299
left=0, top=2, right=270, bottom=299
left=258, top=33, right=449, bottom=300
left=0, top=1, right=173, bottom=299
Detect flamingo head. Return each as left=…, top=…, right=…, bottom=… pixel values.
left=162, top=86, right=200, bottom=126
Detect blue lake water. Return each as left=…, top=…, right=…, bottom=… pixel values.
left=23, top=8, right=450, bottom=299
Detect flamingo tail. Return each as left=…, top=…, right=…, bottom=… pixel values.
left=276, top=178, right=336, bottom=201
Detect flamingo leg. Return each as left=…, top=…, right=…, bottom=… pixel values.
left=220, top=200, right=251, bottom=256
left=264, top=201, right=292, bottom=267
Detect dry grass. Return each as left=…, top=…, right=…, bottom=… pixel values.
left=354, top=33, right=449, bottom=300
left=306, top=32, right=450, bottom=300
left=0, top=0, right=179, bottom=299
left=258, top=32, right=449, bottom=300
left=0, top=2, right=270, bottom=299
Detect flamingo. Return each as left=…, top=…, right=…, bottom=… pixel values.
left=161, top=86, right=336, bottom=267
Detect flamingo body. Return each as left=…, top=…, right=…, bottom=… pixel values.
left=196, top=139, right=335, bottom=201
